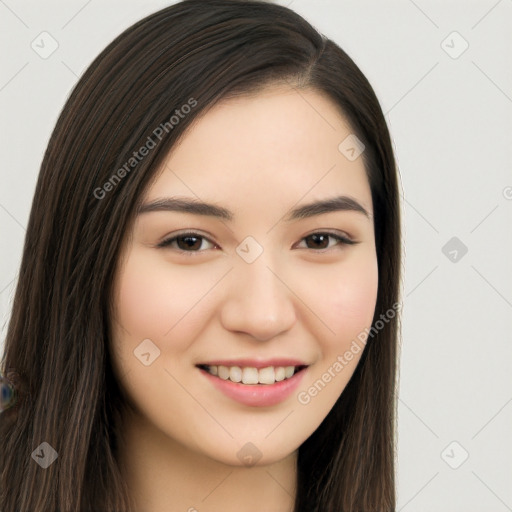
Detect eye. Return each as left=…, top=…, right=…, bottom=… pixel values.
left=157, top=232, right=217, bottom=254
left=295, top=232, right=356, bottom=251
left=156, top=230, right=357, bottom=255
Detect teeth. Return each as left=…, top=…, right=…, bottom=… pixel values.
left=218, top=365, right=230, bottom=380
left=284, top=366, right=295, bottom=379
left=275, top=367, right=285, bottom=381
left=242, top=367, right=259, bottom=385
left=258, top=366, right=275, bottom=385
left=229, top=366, right=242, bottom=383
left=204, top=365, right=300, bottom=385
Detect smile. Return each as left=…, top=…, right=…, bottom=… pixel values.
left=196, top=360, right=310, bottom=407
left=197, top=364, right=308, bottom=385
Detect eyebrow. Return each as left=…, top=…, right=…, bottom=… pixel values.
left=284, top=196, right=370, bottom=221
left=137, top=195, right=371, bottom=221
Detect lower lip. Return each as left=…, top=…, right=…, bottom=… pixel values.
left=198, top=367, right=308, bottom=407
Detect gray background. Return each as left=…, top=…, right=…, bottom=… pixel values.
left=1, top=1, right=511, bottom=510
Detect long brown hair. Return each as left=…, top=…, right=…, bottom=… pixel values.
left=0, top=1, right=401, bottom=510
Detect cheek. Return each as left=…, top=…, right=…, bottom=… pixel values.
left=116, top=264, right=168, bottom=336
left=114, top=251, right=208, bottom=341
left=293, top=253, right=378, bottom=416
left=306, top=251, right=379, bottom=346
left=332, top=267, right=379, bottom=335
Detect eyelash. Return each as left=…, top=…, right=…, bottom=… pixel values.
left=156, top=230, right=357, bottom=255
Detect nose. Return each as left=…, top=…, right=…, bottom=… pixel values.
left=220, top=257, right=297, bottom=342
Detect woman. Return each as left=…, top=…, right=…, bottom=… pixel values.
left=0, top=0, right=402, bottom=510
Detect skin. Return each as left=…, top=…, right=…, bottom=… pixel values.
left=110, top=85, right=379, bottom=512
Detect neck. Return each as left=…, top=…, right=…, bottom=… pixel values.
left=117, top=408, right=297, bottom=512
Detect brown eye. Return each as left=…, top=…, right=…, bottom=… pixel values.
left=157, top=232, right=216, bottom=253
left=176, top=235, right=203, bottom=251
left=304, top=233, right=330, bottom=249
left=298, top=232, right=356, bottom=251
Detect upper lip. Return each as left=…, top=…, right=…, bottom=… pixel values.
left=196, top=358, right=309, bottom=369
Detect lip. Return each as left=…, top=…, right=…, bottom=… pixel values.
left=196, top=358, right=308, bottom=369
left=197, top=365, right=309, bottom=407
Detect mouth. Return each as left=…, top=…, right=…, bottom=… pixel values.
left=196, top=363, right=308, bottom=386
left=196, top=361, right=310, bottom=407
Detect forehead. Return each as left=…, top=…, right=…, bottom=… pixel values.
left=144, top=86, right=372, bottom=216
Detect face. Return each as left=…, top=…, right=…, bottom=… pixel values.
left=110, top=85, right=378, bottom=467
